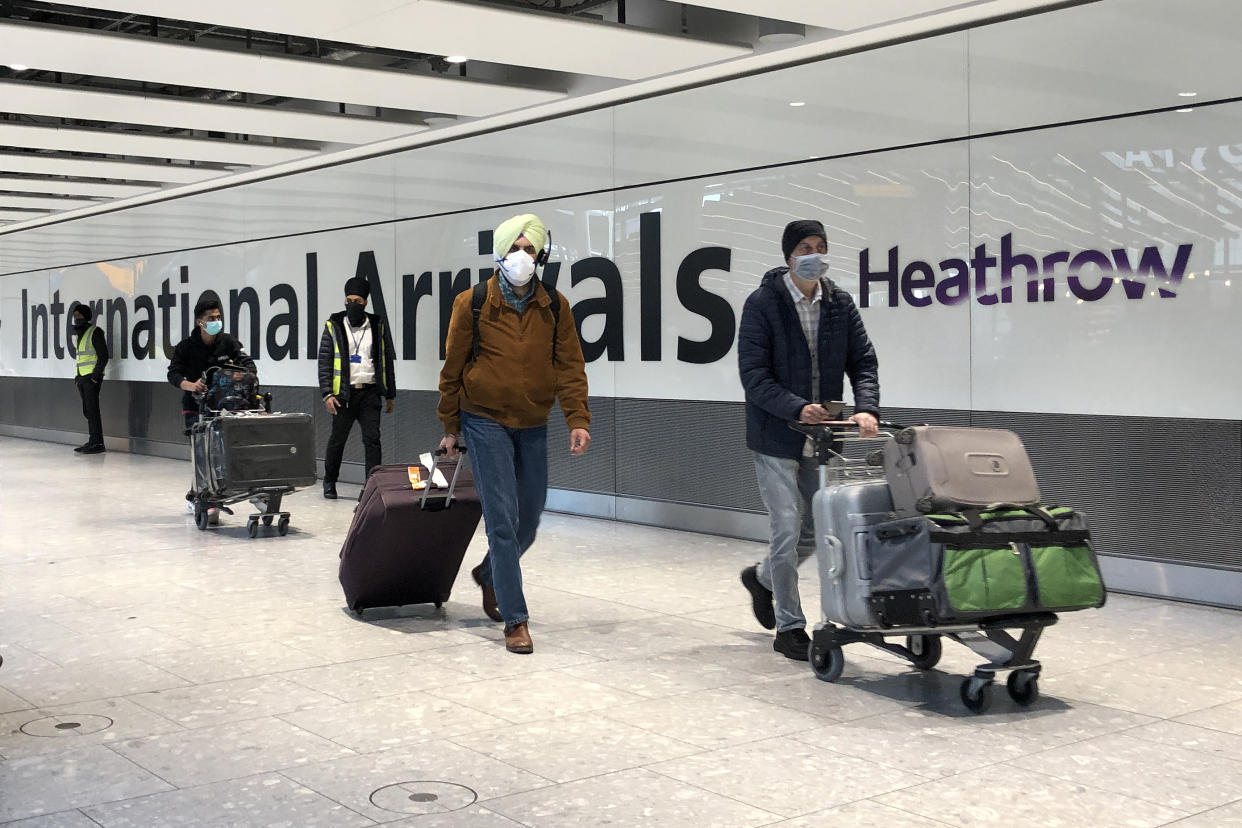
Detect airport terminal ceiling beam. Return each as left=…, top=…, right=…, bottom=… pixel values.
left=0, top=122, right=311, bottom=166
left=0, top=209, right=52, bottom=221
left=0, top=153, right=226, bottom=184
left=0, top=193, right=96, bottom=209
left=0, top=176, right=154, bottom=198
left=0, top=82, right=425, bottom=145
left=0, top=19, right=566, bottom=118
left=676, top=0, right=1029, bottom=30
left=48, top=0, right=751, bottom=81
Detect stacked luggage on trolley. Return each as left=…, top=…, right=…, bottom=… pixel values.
left=799, top=421, right=1106, bottom=713
left=188, top=364, right=317, bottom=537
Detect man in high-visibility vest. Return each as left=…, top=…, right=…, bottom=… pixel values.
left=317, top=277, right=397, bottom=499
left=71, top=304, right=109, bottom=454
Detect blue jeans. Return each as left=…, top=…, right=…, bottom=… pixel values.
left=460, top=410, right=548, bottom=627
left=753, top=452, right=819, bottom=632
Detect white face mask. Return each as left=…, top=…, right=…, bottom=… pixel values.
left=792, top=253, right=829, bottom=281
left=498, top=249, right=536, bottom=286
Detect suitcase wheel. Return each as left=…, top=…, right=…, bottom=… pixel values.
left=809, top=642, right=844, bottom=683
left=194, top=505, right=209, bottom=531
left=1006, top=669, right=1040, bottom=706
left=960, top=676, right=993, bottom=714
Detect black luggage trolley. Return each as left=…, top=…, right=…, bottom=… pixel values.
left=188, top=365, right=317, bottom=538
left=794, top=421, right=1058, bottom=714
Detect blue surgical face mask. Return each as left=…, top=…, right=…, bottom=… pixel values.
left=204, top=320, right=224, bottom=336
left=792, top=253, right=829, bottom=280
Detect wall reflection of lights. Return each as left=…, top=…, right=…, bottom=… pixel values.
left=1177, top=108, right=1195, bottom=113
left=789, top=101, right=806, bottom=107
left=1178, top=91, right=1198, bottom=97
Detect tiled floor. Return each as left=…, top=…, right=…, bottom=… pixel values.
left=2, top=435, right=1242, bottom=827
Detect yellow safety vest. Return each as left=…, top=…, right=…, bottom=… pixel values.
left=327, top=318, right=386, bottom=397
left=76, top=325, right=99, bottom=377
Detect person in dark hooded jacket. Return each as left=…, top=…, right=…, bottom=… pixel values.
left=317, top=277, right=397, bottom=499
left=737, top=219, right=880, bottom=661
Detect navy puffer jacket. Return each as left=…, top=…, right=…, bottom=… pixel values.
left=737, top=267, right=880, bottom=459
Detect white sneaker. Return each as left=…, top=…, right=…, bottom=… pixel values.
left=207, top=508, right=220, bottom=525
left=185, top=500, right=196, bottom=515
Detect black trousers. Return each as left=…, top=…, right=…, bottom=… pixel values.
left=324, top=384, right=383, bottom=483
left=75, top=375, right=103, bottom=445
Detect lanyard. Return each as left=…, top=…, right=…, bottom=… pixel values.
left=348, top=319, right=368, bottom=356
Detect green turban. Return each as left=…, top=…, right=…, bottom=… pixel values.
left=493, top=213, right=547, bottom=260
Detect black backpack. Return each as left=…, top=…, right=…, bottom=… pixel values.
left=470, top=280, right=561, bottom=363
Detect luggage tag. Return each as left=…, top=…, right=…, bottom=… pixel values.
left=407, top=466, right=427, bottom=490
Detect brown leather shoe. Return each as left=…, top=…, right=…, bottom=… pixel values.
left=472, top=564, right=503, bottom=623
left=504, top=622, right=533, bottom=654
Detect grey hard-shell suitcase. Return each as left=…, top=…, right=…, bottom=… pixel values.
left=883, top=426, right=1040, bottom=515
left=813, top=478, right=897, bottom=629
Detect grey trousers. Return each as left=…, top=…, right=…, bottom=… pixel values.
left=753, top=451, right=819, bottom=632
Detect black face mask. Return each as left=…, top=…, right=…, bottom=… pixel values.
left=72, top=320, right=88, bottom=333
left=345, top=303, right=367, bottom=326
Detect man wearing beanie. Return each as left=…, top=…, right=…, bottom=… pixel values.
left=317, top=276, right=397, bottom=499
left=437, top=213, right=591, bottom=654
left=737, top=219, right=880, bottom=660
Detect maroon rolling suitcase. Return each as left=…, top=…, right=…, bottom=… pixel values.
left=338, top=454, right=482, bottom=613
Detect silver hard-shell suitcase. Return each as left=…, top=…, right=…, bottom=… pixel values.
left=812, top=478, right=895, bottom=629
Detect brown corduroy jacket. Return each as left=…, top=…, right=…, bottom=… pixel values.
left=437, top=275, right=590, bottom=436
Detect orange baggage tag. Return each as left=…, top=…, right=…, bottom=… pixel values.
left=407, top=466, right=427, bottom=490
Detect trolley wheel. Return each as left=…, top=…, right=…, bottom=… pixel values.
left=194, top=505, right=209, bottom=531
left=1006, top=670, right=1040, bottom=706
left=906, top=634, right=942, bottom=670
left=809, top=642, right=845, bottom=683
left=960, top=677, right=993, bottom=714
left=246, top=517, right=259, bottom=539
left=277, top=515, right=290, bottom=536
left=262, top=515, right=274, bottom=526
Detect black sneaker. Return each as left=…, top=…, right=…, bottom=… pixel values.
left=323, top=482, right=338, bottom=500
left=79, top=443, right=106, bottom=454
left=740, top=566, right=776, bottom=630
left=773, top=628, right=811, bottom=661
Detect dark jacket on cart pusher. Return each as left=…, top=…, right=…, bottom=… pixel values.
left=316, top=310, right=397, bottom=404
left=738, top=266, right=880, bottom=456
left=167, top=329, right=257, bottom=418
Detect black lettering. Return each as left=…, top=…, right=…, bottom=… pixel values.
left=106, top=297, right=129, bottom=359
left=50, top=291, right=65, bottom=359
left=354, top=251, right=387, bottom=320
left=229, top=287, right=260, bottom=355
left=402, top=271, right=432, bottom=360
left=158, top=278, right=177, bottom=359
left=1068, top=250, right=1114, bottom=301
left=640, top=211, right=662, bottom=360
left=676, top=247, right=735, bottom=364
left=540, top=261, right=561, bottom=292
left=66, top=300, right=82, bottom=358
left=439, top=268, right=472, bottom=360
left=30, top=298, right=48, bottom=359
left=267, top=284, right=298, bottom=360
left=936, top=259, right=969, bottom=305
left=132, top=295, right=156, bottom=359
left=860, top=247, right=898, bottom=308
left=179, top=266, right=191, bottom=341
left=900, top=260, right=935, bottom=308
left=305, top=252, right=319, bottom=359
left=570, top=257, right=624, bottom=362
left=20, top=288, right=27, bottom=359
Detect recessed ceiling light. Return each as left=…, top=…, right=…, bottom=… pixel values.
left=1177, top=107, right=1195, bottom=113
left=789, top=101, right=806, bottom=107
left=7, top=63, right=28, bottom=71
left=445, top=55, right=467, bottom=64
left=1178, top=91, right=1198, bottom=97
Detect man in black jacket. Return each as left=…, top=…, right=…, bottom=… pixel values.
left=317, top=277, right=397, bottom=499
left=168, top=296, right=257, bottom=515
left=737, top=219, right=880, bottom=660
left=70, top=304, right=109, bottom=454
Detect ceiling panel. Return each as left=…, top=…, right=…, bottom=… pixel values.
left=0, top=209, right=52, bottom=221
left=0, top=122, right=311, bottom=165
left=0, top=153, right=225, bottom=184
left=0, top=193, right=99, bottom=209
left=0, top=176, right=155, bottom=197
left=0, top=19, right=566, bottom=118
left=0, top=81, right=424, bottom=144
left=55, top=0, right=752, bottom=80
left=677, top=0, right=988, bottom=30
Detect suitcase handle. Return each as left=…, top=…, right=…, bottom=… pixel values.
left=820, top=533, right=845, bottom=580
left=420, top=446, right=469, bottom=510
